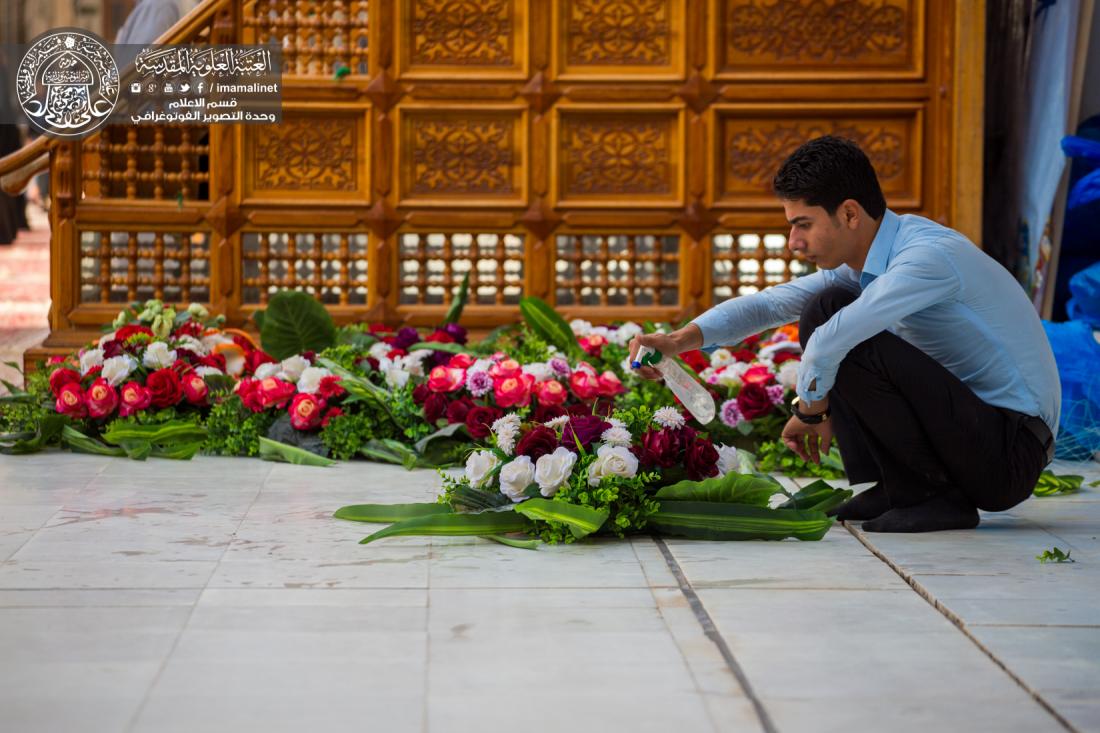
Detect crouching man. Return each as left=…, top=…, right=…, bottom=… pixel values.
left=630, top=136, right=1059, bottom=533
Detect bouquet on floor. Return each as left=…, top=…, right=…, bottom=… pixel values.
left=334, top=404, right=853, bottom=548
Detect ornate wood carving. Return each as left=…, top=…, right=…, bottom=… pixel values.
left=401, top=0, right=526, bottom=77
left=252, top=118, right=359, bottom=192
left=565, top=0, right=672, bottom=66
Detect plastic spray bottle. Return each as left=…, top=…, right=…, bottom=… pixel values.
left=631, top=346, right=716, bottom=425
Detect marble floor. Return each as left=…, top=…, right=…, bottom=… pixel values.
left=0, top=453, right=1096, bottom=733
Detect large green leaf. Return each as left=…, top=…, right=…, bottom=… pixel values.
left=651, top=501, right=834, bottom=541
left=777, top=479, right=853, bottom=513
left=483, top=535, right=539, bottom=550
left=359, top=510, right=532, bottom=544
left=102, top=420, right=206, bottom=445
left=259, top=290, right=337, bottom=360
left=443, top=271, right=470, bottom=325
left=258, top=437, right=336, bottom=466
left=335, top=503, right=453, bottom=523
left=655, top=472, right=781, bottom=507
left=1033, top=471, right=1084, bottom=497
left=0, top=414, right=67, bottom=455
left=61, top=426, right=126, bottom=457
left=151, top=440, right=205, bottom=460
left=519, top=296, right=582, bottom=357
left=409, top=341, right=471, bottom=355
left=514, top=498, right=609, bottom=539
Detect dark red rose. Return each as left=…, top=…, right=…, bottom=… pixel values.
left=515, top=425, right=558, bottom=460
left=445, top=396, right=476, bottom=424
left=566, top=403, right=592, bottom=418
left=246, top=350, right=275, bottom=374
left=561, top=415, right=611, bottom=452
left=48, top=367, right=81, bottom=397
left=321, top=406, right=344, bottom=428
left=423, top=392, right=449, bottom=423
left=173, top=321, right=204, bottom=339
left=442, top=323, right=467, bottom=344
left=146, top=368, right=183, bottom=408
left=733, top=349, right=757, bottom=363
left=368, top=322, right=390, bottom=335
left=773, top=351, right=800, bottom=365
left=301, top=351, right=316, bottom=364
left=639, top=426, right=696, bottom=469
left=198, top=353, right=227, bottom=371
left=685, top=438, right=720, bottom=480
left=592, top=398, right=616, bottom=418
left=392, top=327, right=421, bottom=350
left=412, top=383, right=432, bottom=405
left=174, top=348, right=201, bottom=365
left=101, top=339, right=124, bottom=359
left=465, top=405, right=501, bottom=439
left=737, top=382, right=774, bottom=420
left=680, top=350, right=709, bottom=374
left=533, top=403, right=566, bottom=423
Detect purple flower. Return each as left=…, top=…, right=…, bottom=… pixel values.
left=443, top=322, right=468, bottom=345
left=561, top=415, right=611, bottom=452
left=719, top=399, right=743, bottom=428
left=549, top=357, right=572, bottom=377
left=392, top=327, right=421, bottom=350
left=766, top=384, right=786, bottom=406
left=466, top=370, right=492, bottom=397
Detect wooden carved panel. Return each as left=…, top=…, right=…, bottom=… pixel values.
left=243, top=109, right=369, bottom=202
left=399, top=231, right=524, bottom=305
left=554, top=106, right=684, bottom=207
left=555, top=0, right=685, bottom=79
left=712, top=105, right=922, bottom=209
left=716, top=0, right=923, bottom=80
left=555, top=232, right=680, bottom=306
left=399, top=0, right=527, bottom=79
left=79, top=229, right=211, bottom=305
left=241, top=231, right=369, bottom=305
left=398, top=107, right=526, bottom=206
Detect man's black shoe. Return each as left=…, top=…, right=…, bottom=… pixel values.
left=860, top=492, right=979, bottom=533
left=827, top=484, right=889, bottom=521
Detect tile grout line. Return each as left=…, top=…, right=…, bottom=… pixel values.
left=844, top=522, right=1080, bottom=733
left=653, top=537, right=778, bottom=733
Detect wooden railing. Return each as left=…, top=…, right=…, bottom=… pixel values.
left=0, top=0, right=985, bottom=362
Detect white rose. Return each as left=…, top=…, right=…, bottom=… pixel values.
left=224, top=353, right=245, bottom=377
left=534, top=447, right=578, bottom=497
left=498, top=455, right=535, bottom=503
left=100, top=355, right=136, bottom=386
left=384, top=367, right=410, bottom=390
left=465, top=450, right=500, bottom=489
left=471, top=358, right=494, bottom=373
left=400, top=351, right=431, bottom=377
left=142, top=341, right=177, bottom=369
left=79, top=348, right=104, bottom=376
left=587, top=444, right=639, bottom=487
left=174, top=335, right=207, bottom=356
left=194, top=365, right=224, bottom=378
left=368, top=342, right=392, bottom=360
left=297, top=366, right=332, bottom=395
left=522, top=362, right=553, bottom=383
left=709, top=348, right=733, bottom=368
left=716, top=444, right=753, bottom=477
left=777, top=361, right=800, bottom=391
left=280, top=355, right=310, bottom=382
left=254, top=362, right=281, bottom=380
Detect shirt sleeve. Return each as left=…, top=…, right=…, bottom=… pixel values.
left=797, top=245, right=961, bottom=402
left=691, top=268, right=853, bottom=349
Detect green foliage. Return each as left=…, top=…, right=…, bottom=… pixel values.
left=258, top=290, right=337, bottom=360
left=318, top=343, right=367, bottom=373
left=755, top=438, right=845, bottom=479
left=609, top=405, right=655, bottom=434
left=258, top=437, right=336, bottom=466
left=650, top=501, right=834, bottom=541
left=1033, top=471, right=1085, bottom=497
left=335, top=503, right=453, bottom=523
left=519, top=296, right=583, bottom=358
left=1036, top=547, right=1074, bottom=564
left=202, top=396, right=277, bottom=457
left=655, top=472, right=781, bottom=506
left=443, top=271, right=470, bottom=325
left=514, top=498, right=609, bottom=539
left=321, top=410, right=398, bottom=461
left=509, top=325, right=553, bottom=364
left=389, top=383, right=434, bottom=441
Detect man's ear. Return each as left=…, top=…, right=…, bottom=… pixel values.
left=840, top=199, right=861, bottom=229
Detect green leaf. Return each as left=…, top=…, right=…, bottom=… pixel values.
left=102, top=420, right=207, bottom=445
left=655, top=472, right=781, bottom=507
left=0, top=414, right=67, bottom=454
left=514, top=498, right=609, bottom=539
left=334, top=503, right=453, bottom=523
left=61, top=426, right=127, bottom=456
left=519, top=296, right=582, bottom=358
left=151, top=440, right=204, bottom=460
left=443, top=271, right=470, bottom=325
left=651, top=501, right=834, bottom=541
left=1033, top=471, right=1085, bottom=497
left=777, top=479, right=854, bottom=513
left=358, top=439, right=412, bottom=465
left=118, top=439, right=152, bottom=461
left=1089, top=479, right=1100, bottom=488
left=359, top=510, right=532, bottom=544
left=258, top=437, right=337, bottom=466
left=252, top=308, right=266, bottom=331
left=482, top=534, right=540, bottom=550
left=414, top=422, right=468, bottom=454
left=2, top=360, right=21, bottom=371
left=1036, top=546, right=1074, bottom=563
left=259, top=290, right=337, bottom=360
left=408, top=341, right=470, bottom=355
left=202, top=373, right=237, bottom=395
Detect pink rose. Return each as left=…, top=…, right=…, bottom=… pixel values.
left=428, top=366, right=466, bottom=393
left=289, top=393, right=325, bottom=430
left=85, top=378, right=118, bottom=419
left=489, top=358, right=522, bottom=379
left=55, top=382, right=86, bottom=418
left=119, top=381, right=152, bottom=417
left=569, top=370, right=600, bottom=401
left=596, top=370, right=624, bottom=397
left=494, top=373, right=535, bottom=408
left=181, top=373, right=209, bottom=405
left=741, top=365, right=775, bottom=387
left=447, top=353, right=476, bottom=369
left=534, top=379, right=568, bottom=406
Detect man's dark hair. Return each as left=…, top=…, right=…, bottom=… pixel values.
left=772, top=136, right=887, bottom=220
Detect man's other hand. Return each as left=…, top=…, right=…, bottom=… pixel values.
left=781, top=414, right=833, bottom=465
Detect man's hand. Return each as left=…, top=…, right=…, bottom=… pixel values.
left=628, top=326, right=703, bottom=381
left=781, top=414, right=833, bottom=465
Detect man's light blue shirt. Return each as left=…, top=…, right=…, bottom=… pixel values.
left=691, top=209, right=1061, bottom=432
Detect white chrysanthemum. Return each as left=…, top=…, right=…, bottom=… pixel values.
left=101, top=355, right=136, bottom=386
left=297, top=366, right=332, bottom=395
left=142, top=341, right=177, bottom=369
left=465, top=450, right=500, bottom=489
left=600, top=426, right=632, bottom=447
left=777, top=360, right=800, bottom=390
left=399, top=351, right=431, bottom=377
left=368, top=342, right=392, bottom=360
left=254, top=362, right=281, bottom=380
left=709, top=348, right=734, bottom=368
left=653, top=407, right=686, bottom=430
left=280, top=355, right=310, bottom=382
left=491, top=414, right=522, bottom=455
left=606, top=417, right=625, bottom=429
left=174, top=335, right=207, bottom=356
left=543, top=415, right=570, bottom=430
left=569, top=318, right=593, bottom=336
left=194, top=365, right=224, bottom=378
left=522, top=362, right=553, bottom=383
left=499, top=456, right=535, bottom=503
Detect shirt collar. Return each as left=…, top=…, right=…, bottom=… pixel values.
left=859, top=209, right=899, bottom=289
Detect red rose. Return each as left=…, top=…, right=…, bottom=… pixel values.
left=172, top=321, right=204, bottom=339
left=423, top=392, right=450, bottom=424
left=685, top=438, right=719, bottom=480
left=256, top=377, right=296, bottom=409
left=317, top=375, right=345, bottom=400
left=639, top=426, right=695, bottom=469
left=741, top=334, right=761, bottom=348
left=119, top=381, right=152, bottom=417
left=198, top=353, right=227, bottom=371
left=489, top=359, right=522, bottom=379
left=146, top=368, right=183, bottom=408
left=579, top=334, right=606, bottom=357
left=368, top=323, right=390, bottom=335
left=428, top=366, right=466, bottom=393
left=101, top=340, right=124, bottom=359
left=736, top=383, right=774, bottom=420
left=321, top=406, right=344, bottom=427
left=48, top=367, right=81, bottom=397
left=741, top=365, right=775, bottom=387
left=115, top=324, right=154, bottom=343
left=181, top=373, right=209, bottom=405
left=773, top=351, right=800, bottom=365
left=412, top=383, right=432, bottom=405
left=55, top=382, right=86, bottom=418
left=387, top=348, right=407, bottom=359
left=494, top=373, right=535, bottom=408
left=447, top=353, right=476, bottom=369
left=465, top=405, right=501, bottom=439
left=569, top=370, right=600, bottom=401
left=534, top=379, right=568, bottom=406
left=85, top=378, right=119, bottom=419
left=426, top=329, right=454, bottom=344
left=561, top=415, right=611, bottom=452
left=680, top=350, right=709, bottom=374
left=731, top=349, right=754, bottom=363
left=596, top=370, right=624, bottom=397
left=533, top=403, right=566, bottom=423
left=289, top=393, right=325, bottom=431
left=246, top=350, right=275, bottom=374
left=445, top=397, right=476, bottom=424
left=516, top=425, right=559, bottom=460
left=236, top=378, right=266, bottom=412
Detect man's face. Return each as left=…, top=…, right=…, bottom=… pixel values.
left=781, top=199, right=849, bottom=270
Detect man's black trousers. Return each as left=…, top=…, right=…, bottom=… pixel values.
left=798, top=287, right=1050, bottom=512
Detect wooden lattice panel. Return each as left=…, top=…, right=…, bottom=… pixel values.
left=398, top=232, right=524, bottom=306
left=716, top=0, right=924, bottom=80
left=554, top=0, right=685, bottom=80
left=713, top=104, right=922, bottom=209
left=243, top=0, right=370, bottom=76
left=555, top=233, right=679, bottom=307
left=82, top=125, right=210, bottom=201
left=79, top=230, right=212, bottom=304
left=241, top=231, right=369, bottom=305
left=397, top=0, right=527, bottom=79
left=711, top=232, right=808, bottom=302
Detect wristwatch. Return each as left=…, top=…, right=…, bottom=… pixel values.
left=790, top=396, right=830, bottom=425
